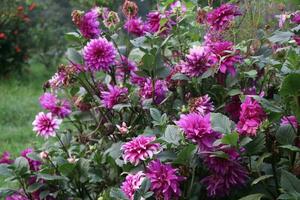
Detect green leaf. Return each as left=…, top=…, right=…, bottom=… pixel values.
left=37, top=174, right=67, bottom=181
left=228, top=89, right=242, bottom=96
left=66, top=48, right=82, bottom=64
left=0, top=164, right=12, bottom=177
left=171, top=73, right=189, bottom=80
left=0, top=188, right=15, bottom=197
left=128, top=48, right=145, bottom=63
left=14, top=157, right=29, bottom=173
left=105, top=142, right=123, bottom=159
left=244, top=70, right=258, bottom=78
left=239, top=193, right=265, bottom=200
left=110, top=188, right=128, bottom=200
left=268, top=31, right=293, bottom=44
left=64, top=32, right=81, bottom=43
left=211, top=113, right=234, bottom=134
left=250, top=95, right=283, bottom=113
left=252, top=175, right=273, bottom=185
left=280, top=74, right=300, bottom=96
left=245, top=133, right=265, bottom=155
left=174, top=144, right=196, bottom=165
left=281, top=170, right=300, bottom=193
left=163, top=125, right=181, bottom=145
left=150, top=108, right=162, bottom=122
left=276, top=125, right=296, bottom=145
left=280, top=145, right=300, bottom=152
left=221, top=132, right=239, bottom=147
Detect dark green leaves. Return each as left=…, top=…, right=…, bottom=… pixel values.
left=268, top=31, right=293, bottom=44
left=162, top=125, right=181, bottom=145
left=66, top=48, right=82, bottom=64
left=211, top=113, right=234, bottom=134
left=239, top=193, right=266, bottom=200
left=281, top=170, right=300, bottom=195
left=280, top=74, right=300, bottom=97
left=276, top=125, right=296, bottom=145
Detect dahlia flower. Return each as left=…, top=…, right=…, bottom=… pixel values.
left=121, top=171, right=145, bottom=200
left=32, top=112, right=62, bottom=138
left=21, top=148, right=42, bottom=171
left=124, top=17, right=146, bottom=36
left=121, top=135, right=161, bottom=166
left=6, top=192, right=28, bottom=200
left=39, top=93, right=71, bottom=118
left=115, top=56, right=138, bottom=82
left=101, top=85, right=128, bottom=109
left=280, top=115, right=298, bottom=129
left=103, top=11, right=120, bottom=28
left=206, top=3, right=241, bottom=31
left=291, top=12, right=300, bottom=24
left=146, top=11, right=173, bottom=35
left=236, top=96, right=265, bottom=136
left=170, top=1, right=187, bottom=14
left=175, top=113, right=220, bottom=151
left=139, top=79, right=168, bottom=104
left=180, top=46, right=217, bottom=77
left=0, top=151, right=13, bottom=164
left=83, top=37, right=116, bottom=72
left=146, top=160, right=185, bottom=200
left=189, top=94, right=214, bottom=115
left=78, top=9, right=101, bottom=39
left=122, top=0, right=138, bottom=19
left=209, top=41, right=242, bottom=76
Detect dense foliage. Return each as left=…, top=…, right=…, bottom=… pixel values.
left=1, top=0, right=300, bottom=199
left=0, top=1, right=36, bottom=75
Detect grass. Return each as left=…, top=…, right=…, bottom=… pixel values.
left=0, top=61, right=54, bottom=157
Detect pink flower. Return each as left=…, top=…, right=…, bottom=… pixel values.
left=78, top=9, right=101, bottom=39
left=101, top=85, right=128, bottom=109
left=236, top=97, right=265, bottom=136
left=116, top=122, right=129, bottom=134
left=139, top=79, right=168, bottom=104
left=180, top=46, right=217, bottom=77
left=206, top=3, right=241, bottom=31
left=83, top=37, right=116, bottom=72
left=146, top=160, right=185, bottom=200
left=6, top=192, right=29, bottom=200
left=115, top=56, right=139, bottom=83
left=121, top=135, right=161, bottom=166
left=0, top=151, right=13, bottom=164
left=145, top=11, right=173, bottom=36
left=124, top=17, right=146, bottom=36
left=175, top=113, right=220, bottom=151
left=278, top=14, right=288, bottom=28
left=280, top=115, right=298, bottom=129
left=32, top=112, right=62, bottom=138
left=21, top=148, right=42, bottom=171
left=291, top=12, right=300, bottom=24
left=294, top=35, right=300, bottom=46
left=170, top=1, right=187, bottom=14
left=189, top=94, right=214, bottom=115
left=121, top=171, right=145, bottom=200
left=208, top=41, right=242, bottom=76
left=39, top=93, right=72, bottom=118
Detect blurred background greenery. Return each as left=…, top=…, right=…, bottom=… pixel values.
left=0, top=0, right=299, bottom=172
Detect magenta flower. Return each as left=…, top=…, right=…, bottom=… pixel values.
left=180, top=46, right=217, bottom=77
left=21, top=148, right=42, bottom=171
left=189, top=94, right=214, bottom=115
left=101, top=85, right=128, bottom=109
left=175, top=113, right=220, bottom=151
left=294, top=35, right=300, bottom=46
left=139, top=79, right=168, bottom=104
left=39, top=93, right=72, bottom=118
left=121, top=171, right=145, bottom=200
left=209, top=41, right=242, bottom=76
left=124, top=17, right=146, bottom=36
left=225, top=95, right=241, bottom=122
left=6, top=192, right=29, bottom=200
left=121, top=135, right=161, bottom=166
left=145, top=11, right=161, bottom=33
left=83, top=37, right=116, bottom=72
left=281, top=115, right=298, bottom=129
left=79, top=9, right=101, bottom=39
left=115, top=56, right=138, bottom=82
left=236, top=96, right=265, bottom=136
left=0, top=151, right=13, bottom=164
left=206, top=3, right=241, bottom=31
left=32, top=112, right=62, bottom=139
left=170, top=1, right=187, bottom=14
left=291, top=12, right=300, bottom=24
left=146, top=160, right=185, bottom=200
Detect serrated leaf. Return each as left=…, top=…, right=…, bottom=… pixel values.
left=221, top=132, right=239, bottom=147
left=150, top=108, right=161, bottom=122
left=211, top=113, right=234, bottom=134
left=281, top=170, right=300, bottom=193
left=268, top=31, right=293, bottom=44
left=245, top=133, right=265, bottom=155
left=280, top=74, right=300, bottom=96
left=110, top=188, right=128, bottom=200
left=163, top=125, right=181, bottom=145
left=174, top=144, right=196, bottom=165
left=276, top=125, right=296, bottom=145
left=66, top=48, right=82, bottom=64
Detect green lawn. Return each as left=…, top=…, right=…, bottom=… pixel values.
left=0, top=61, right=54, bottom=156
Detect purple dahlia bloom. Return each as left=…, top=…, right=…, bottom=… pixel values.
left=206, top=3, right=241, bottom=31
left=180, top=46, right=217, bottom=77
left=170, top=1, right=187, bottom=14
left=124, top=17, right=146, bottom=36
left=32, top=112, right=62, bottom=139
left=146, top=160, right=185, bottom=200
left=209, top=41, right=242, bottom=76
left=115, top=56, right=138, bottom=83
left=121, top=171, right=145, bottom=200
left=39, top=93, right=71, bottom=118
left=6, top=192, right=28, bottom=200
left=39, top=92, right=56, bottom=110
left=291, top=12, right=300, bottom=24
left=236, top=96, right=265, bottom=136
left=139, top=79, right=168, bottom=104
left=0, top=151, right=13, bottom=164
left=175, top=113, right=220, bottom=151
left=189, top=94, right=214, bottom=115
left=101, top=85, right=128, bottom=109
left=121, top=135, right=161, bottom=166
left=21, top=148, right=42, bottom=171
left=83, top=37, right=116, bottom=72
left=280, top=115, right=298, bottom=129
left=79, top=9, right=101, bottom=39
left=145, top=11, right=173, bottom=36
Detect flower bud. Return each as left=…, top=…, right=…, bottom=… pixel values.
left=39, top=151, right=49, bottom=159
left=122, top=0, right=138, bottom=18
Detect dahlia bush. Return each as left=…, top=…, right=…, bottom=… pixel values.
left=1, top=1, right=300, bottom=199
